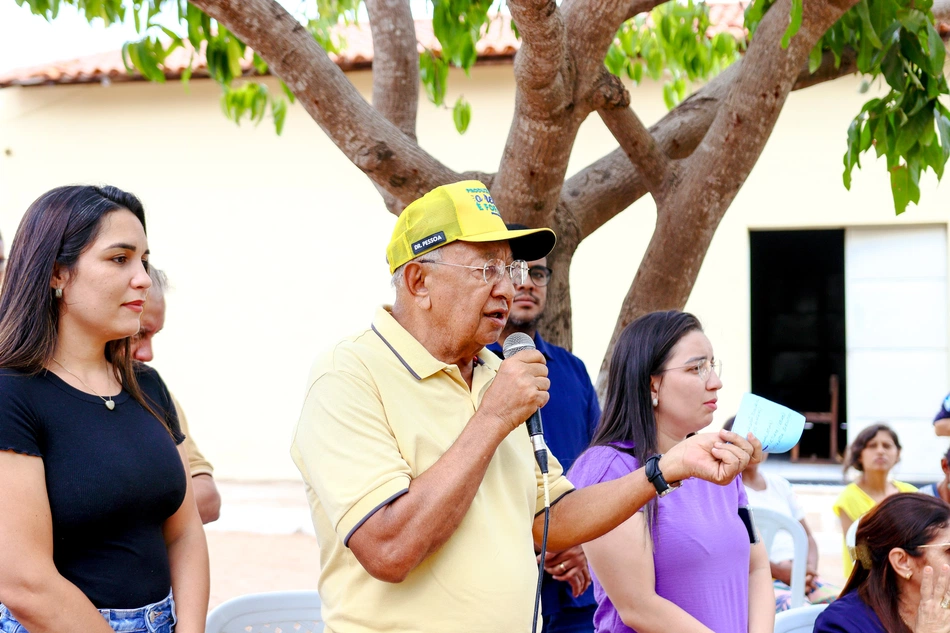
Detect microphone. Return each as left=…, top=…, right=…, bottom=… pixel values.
left=502, top=332, right=549, bottom=474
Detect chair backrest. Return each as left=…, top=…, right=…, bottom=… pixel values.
left=205, top=590, right=324, bottom=633
left=751, top=506, right=808, bottom=609
left=773, top=603, right=829, bottom=633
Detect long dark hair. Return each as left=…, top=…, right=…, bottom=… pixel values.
left=845, top=423, right=902, bottom=473
left=0, top=185, right=166, bottom=428
left=590, top=310, right=703, bottom=526
left=843, top=494, right=950, bottom=633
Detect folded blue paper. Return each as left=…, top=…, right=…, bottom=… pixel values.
left=730, top=393, right=805, bottom=454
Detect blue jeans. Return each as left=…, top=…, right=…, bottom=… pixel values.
left=0, top=589, right=176, bottom=633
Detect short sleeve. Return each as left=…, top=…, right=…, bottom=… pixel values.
left=0, top=374, right=42, bottom=458
left=171, top=394, right=214, bottom=477
left=736, top=474, right=749, bottom=506
left=568, top=446, right=639, bottom=490
left=536, top=450, right=575, bottom=514
left=292, top=366, right=412, bottom=545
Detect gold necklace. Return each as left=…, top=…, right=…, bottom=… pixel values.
left=51, top=359, right=116, bottom=410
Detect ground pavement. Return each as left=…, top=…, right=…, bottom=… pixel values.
left=206, top=477, right=851, bottom=609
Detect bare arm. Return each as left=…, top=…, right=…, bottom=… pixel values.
left=583, top=512, right=713, bottom=632
left=347, top=351, right=549, bottom=582
left=192, top=474, right=221, bottom=524
left=839, top=513, right=854, bottom=542
left=163, top=445, right=210, bottom=633
left=0, top=450, right=114, bottom=633
left=536, top=430, right=761, bottom=549
left=748, top=542, right=775, bottom=633
left=935, top=419, right=950, bottom=436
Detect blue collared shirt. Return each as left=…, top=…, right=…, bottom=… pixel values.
left=488, top=332, right=601, bottom=616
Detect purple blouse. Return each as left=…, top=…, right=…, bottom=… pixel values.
left=568, top=442, right=752, bottom=633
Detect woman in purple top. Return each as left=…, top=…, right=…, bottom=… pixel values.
left=814, top=494, right=950, bottom=633
left=569, top=311, right=774, bottom=633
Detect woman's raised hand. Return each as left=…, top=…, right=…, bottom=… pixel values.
left=916, top=565, right=950, bottom=633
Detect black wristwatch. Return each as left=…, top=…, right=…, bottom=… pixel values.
left=645, top=454, right=681, bottom=497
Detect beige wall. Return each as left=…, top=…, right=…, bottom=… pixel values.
left=1, top=66, right=946, bottom=480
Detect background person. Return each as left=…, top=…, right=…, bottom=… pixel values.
left=835, top=423, right=917, bottom=577
left=932, top=394, right=950, bottom=436
left=815, top=494, right=950, bottom=633
left=132, top=266, right=221, bottom=524
left=919, top=445, right=950, bottom=503
left=487, top=223, right=600, bottom=633
left=291, top=181, right=761, bottom=633
left=725, top=416, right=837, bottom=612
left=0, top=185, right=208, bottom=633
left=569, top=310, right=774, bottom=633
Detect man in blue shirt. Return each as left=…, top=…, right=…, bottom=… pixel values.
left=488, top=225, right=601, bottom=633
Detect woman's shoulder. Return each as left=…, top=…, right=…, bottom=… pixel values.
left=893, top=480, right=918, bottom=492
left=568, top=444, right=638, bottom=489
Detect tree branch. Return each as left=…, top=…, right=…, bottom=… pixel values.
left=596, top=72, right=674, bottom=199
left=365, top=0, right=419, bottom=140
left=189, top=0, right=458, bottom=207
left=365, top=0, right=420, bottom=213
left=593, top=0, right=861, bottom=383
left=561, top=0, right=667, bottom=91
left=493, top=0, right=580, bottom=228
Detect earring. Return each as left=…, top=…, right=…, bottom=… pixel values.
left=652, top=397, right=658, bottom=407
left=54, top=287, right=62, bottom=299
left=906, top=572, right=913, bottom=579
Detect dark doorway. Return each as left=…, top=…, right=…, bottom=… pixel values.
left=750, top=230, right=847, bottom=461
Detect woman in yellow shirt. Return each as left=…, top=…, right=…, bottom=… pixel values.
left=833, top=423, right=917, bottom=577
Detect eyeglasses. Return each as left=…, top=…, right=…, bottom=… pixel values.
left=418, top=258, right=529, bottom=286
left=522, top=265, right=553, bottom=287
left=658, top=358, right=723, bottom=382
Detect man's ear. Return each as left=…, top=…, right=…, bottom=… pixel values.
left=403, top=262, right=431, bottom=310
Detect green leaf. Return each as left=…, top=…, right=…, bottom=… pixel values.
left=280, top=80, right=297, bottom=104
left=855, top=0, right=883, bottom=49
left=890, top=164, right=918, bottom=213
left=781, top=0, right=803, bottom=48
left=808, top=44, right=823, bottom=73
left=252, top=52, right=268, bottom=75
left=880, top=45, right=904, bottom=91
left=271, top=97, right=287, bottom=135
left=925, top=23, right=946, bottom=76
left=895, top=107, right=933, bottom=155
left=452, top=96, right=471, bottom=134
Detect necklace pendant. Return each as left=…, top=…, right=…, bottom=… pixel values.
left=105, top=399, right=115, bottom=411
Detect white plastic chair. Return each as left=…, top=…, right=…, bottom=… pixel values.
left=205, top=590, right=324, bottom=633
left=773, top=603, right=829, bottom=633
left=750, top=506, right=808, bottom=609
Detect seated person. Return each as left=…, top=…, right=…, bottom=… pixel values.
left=724, top=417, right=838, bottom=612
left=815, top=493, right=950, bottom=633
left=932, top=393, right=950, bottom=436
left=918, top=445, right=950, bottom=503
left=834, top=424, right=917, bottom=577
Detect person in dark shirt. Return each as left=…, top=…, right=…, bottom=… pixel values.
left=487, top=224, right=600, bottom=633
left=0, top=185, right=208, bottom=633
left=815, top=494, right=950, bottom=633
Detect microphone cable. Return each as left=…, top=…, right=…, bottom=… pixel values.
left=533, top=470, right=551, bottom=633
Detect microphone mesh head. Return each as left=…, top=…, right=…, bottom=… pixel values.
left=502, top=332, right=536, bottom=359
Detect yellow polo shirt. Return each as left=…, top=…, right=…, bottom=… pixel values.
left=291, top=306, right=574, bottom=633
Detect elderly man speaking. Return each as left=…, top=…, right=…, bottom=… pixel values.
left=291, top=180, right=760, bottom=633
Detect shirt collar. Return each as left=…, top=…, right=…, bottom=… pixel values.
left=372, top=306, right=501, bottom=380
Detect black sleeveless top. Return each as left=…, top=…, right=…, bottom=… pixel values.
left=0, top=364, right=186, bottom=608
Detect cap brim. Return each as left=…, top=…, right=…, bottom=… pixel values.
left=459, top=227, right=556, bottom=261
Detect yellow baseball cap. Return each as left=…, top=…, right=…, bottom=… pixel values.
left=386, top=180, right=556, bottom=274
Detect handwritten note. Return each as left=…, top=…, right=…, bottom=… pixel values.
left=730, top=393, right=805, bottom=454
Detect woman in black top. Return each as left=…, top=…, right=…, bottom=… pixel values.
left=0, top=186, right=208, bottom=633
